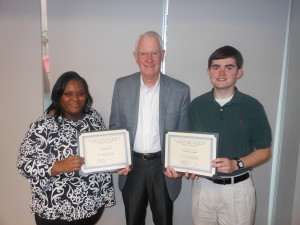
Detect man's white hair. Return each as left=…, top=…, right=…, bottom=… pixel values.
left=135, top=31, right=163, bottom=52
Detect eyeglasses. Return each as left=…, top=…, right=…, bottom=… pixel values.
left=137, top=51, right=162, bottom=59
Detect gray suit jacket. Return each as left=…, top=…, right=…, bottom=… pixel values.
left=109, top=72, right=190, bottom=201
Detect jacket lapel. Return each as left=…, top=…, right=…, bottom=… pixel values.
left=131, top=73, right=141, bottom=144
left=159, top=74, right=171, bottom=146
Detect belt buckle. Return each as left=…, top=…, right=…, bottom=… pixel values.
left=218, top=178, right=227, bottom=185
left=142, top=154, right=146, bottom=160
left=222, top=178, right=227, bottom=185
left=216, top=177, right=229, bottom=185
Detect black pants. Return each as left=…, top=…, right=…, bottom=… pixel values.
left=122, top=155, right=173, bottom=225
left=35, top=207, right=104, bottom=225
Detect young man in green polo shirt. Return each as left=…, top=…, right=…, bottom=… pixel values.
left=188, top=46, right=272, bottom=225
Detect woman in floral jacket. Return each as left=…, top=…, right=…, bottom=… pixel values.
left=17, top=71, right=115, bottom=225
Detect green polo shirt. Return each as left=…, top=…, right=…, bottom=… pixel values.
left=188, top=89, right=272, bottom=176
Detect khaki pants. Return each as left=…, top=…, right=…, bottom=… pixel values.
left=192, top=174, right=255, bottom=225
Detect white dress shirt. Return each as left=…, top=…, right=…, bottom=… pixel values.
left=133, top=75, right=161, bottom=153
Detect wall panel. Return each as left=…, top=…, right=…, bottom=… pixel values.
left=0, top=0, right=43, bottom=224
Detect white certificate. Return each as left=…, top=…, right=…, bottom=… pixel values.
left=165, top=131, right=218, bottom=177
left=78, top=129, right=131, bottom=174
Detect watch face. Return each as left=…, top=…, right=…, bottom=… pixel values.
left=238, top=161, right=244, bottom=167
left=235, top=158, right=244, bottom=169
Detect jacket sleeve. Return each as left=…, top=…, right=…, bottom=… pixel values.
left=17, top=117, right=57, bottom=187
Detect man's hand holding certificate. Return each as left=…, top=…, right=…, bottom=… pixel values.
left=165, top=131, right=218, bottom=177
left=78, top=129, right=131, bottom=174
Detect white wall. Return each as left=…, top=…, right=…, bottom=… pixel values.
left=0, top=0, right=299, bottom=225
left=0, top=0, right=42, bottom=224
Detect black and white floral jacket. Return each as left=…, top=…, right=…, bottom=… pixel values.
left=17, top=108, right=115, bottom=221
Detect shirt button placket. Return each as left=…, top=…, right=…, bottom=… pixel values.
left=219, top=108, right=225, bottom=121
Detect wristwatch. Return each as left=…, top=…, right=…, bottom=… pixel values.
left=234, top=158, right=244, bottom=169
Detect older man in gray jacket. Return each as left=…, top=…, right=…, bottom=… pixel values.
left=109, top=31, right=190, bottom=225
